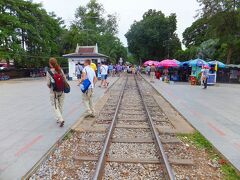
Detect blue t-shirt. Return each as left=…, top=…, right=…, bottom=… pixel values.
left=109, top=65, right=113, bottom=71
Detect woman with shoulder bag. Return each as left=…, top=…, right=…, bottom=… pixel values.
left=46, top=58, right=70, bottom=127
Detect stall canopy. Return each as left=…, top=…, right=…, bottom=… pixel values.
left=158, top=59, right=179, bottom=68
left=173, top=60, right=181, bottom=65
left=180, top=60, right=191, bottom=66
left=189, top=58, right=209, bottom=67
left=208, top=61, right=225, bottom=68
left=226, top=64, right=240, bottom=68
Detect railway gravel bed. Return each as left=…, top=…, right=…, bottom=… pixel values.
left=108, top=143, right=159, bottom=159
left=29, top=75, right=224, bottom=179
left=104, top=163, right=164, bottom=180
left=113, top=128, right=152, bottom=139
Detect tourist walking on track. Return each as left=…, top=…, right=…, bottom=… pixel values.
left=150, top=64, right=156, bottom=83
left=146, top=65, right=150, bottom=76
left=100, top=62, right=109, bottom=88
left=108, top=63, right=113, bottom=77
left=79, top=59, right=97, bottom=118
left=47, top=58, right=67, bottom=127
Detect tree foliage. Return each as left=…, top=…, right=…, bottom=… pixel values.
left=62, top=0, right=127, bottom=63
left=182, top=18, right=209, bottom=48
left=0, top=0, right=65, bottom=67
left=0, top=0, right=127, bottom=67
left=195, top=0, right=240, bottom=64
left=125, top=9, right=181, bottom=61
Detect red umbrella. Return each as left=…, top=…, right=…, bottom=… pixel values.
left=158, top=59, right=179, bottom=68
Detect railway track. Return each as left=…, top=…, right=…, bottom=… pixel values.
left=93, top=75, right=175, bottom=179
left=30, top=75, right=194, bottom=179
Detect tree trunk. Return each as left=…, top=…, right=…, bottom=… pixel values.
left=226, top=47, right=233, bottom=64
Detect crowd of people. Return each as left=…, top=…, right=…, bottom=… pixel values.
left=144, top=64, right=210, bottom=89
left=46, top=59, right=142, bottom=128
left=45, top=57, right=213, bottom=129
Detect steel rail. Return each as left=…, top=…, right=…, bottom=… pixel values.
left=135, top=76, right=175, bottom=180
left=93, top=76, right=128, bottom=180
left=23, top=77, right=123, bottom=180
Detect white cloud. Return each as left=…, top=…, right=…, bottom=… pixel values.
left=33, top=0, right=199, bottom=47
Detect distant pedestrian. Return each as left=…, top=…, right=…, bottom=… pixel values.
left=116, top=64, right=122, bottom=76
left=47, top=58, right=67, bottom=127
left=100, top=62, right=109, bottom=88
left=79, top=59, right=97, bottom=118
left=131, top=65, right=136, bottom=75
left=150, top=64, right=156, bottom=82
left=44, top=66, right=48, bottom=76
left=136, top=65, right=141, bottom=77
left=75, top=63, right=83, bottom=79
left=109, top=63, right=113, bottom=77
left=146, top=65, right=150, bottom=76
left=201, top=66, right=209, bottom=89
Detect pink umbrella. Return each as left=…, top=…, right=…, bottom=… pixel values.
left=158, top=59, right=179, bottom=68
left=144, top=60, right=159, bottom=66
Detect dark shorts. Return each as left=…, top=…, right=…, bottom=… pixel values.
left=101, top=75, right=107, bottom=80
left=77, top=74, right=81, bottom=79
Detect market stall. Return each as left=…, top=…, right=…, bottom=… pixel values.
left=188, top=59, right=209, bottom=85
left=158, top=59, right=179, bottom=82
left=208, top=61, right=225, bottom=85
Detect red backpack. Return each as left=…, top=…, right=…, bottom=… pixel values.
left=49, top=70, right=64, bottom=92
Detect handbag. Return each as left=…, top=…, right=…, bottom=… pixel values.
left=81, top=69, right=91, bottom=93
left=64, top=80, right=71, bottom=93
left=81, top=79, right=91, bottom=93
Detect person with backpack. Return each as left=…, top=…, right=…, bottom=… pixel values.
left=78, top=59, right=97, bottom=118
left=47, top=58, right=68, bottom=127
left=75, top=62, right=83, bottom=79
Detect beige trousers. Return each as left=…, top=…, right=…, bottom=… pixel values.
left=82, top=89, right=95, bottom=115
left=150, top=72, right=155, bottom=82
left=50, top=92, right=65, bottom=122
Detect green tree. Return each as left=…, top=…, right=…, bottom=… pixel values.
left=0, top=0, right=65, bottom=68
left=62, top=0, right=127, bottom=63
left=197, top=0, right=240, bottom=64
left=125, top=9, right=181, bottom=62
left=182, top=18, right=209, bottom=48
left=174, top=46, right=198, bottom=60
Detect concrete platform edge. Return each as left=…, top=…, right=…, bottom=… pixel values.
left=141, top=74, right=240, bottom=174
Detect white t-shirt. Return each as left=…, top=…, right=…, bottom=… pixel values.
left=100, top=65, right=108, bottom=75
left=83, top=65, right=96, bottom=89
left=75, top=64, right=83, bottom=75
left=201, top=68, right=209, bottom=78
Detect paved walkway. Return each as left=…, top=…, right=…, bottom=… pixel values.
left=0, top=77, right=118, bottom=180
left=144, top=76, right=240, bottom=171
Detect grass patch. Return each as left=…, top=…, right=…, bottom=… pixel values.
left=178, top=132, right=240, bottom=180
left=63, top=131, right=73, bottom=141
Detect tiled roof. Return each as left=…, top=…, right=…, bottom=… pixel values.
left=78, top=48, right=94, bottom=54
left=63, top=52, right=108, bottom=58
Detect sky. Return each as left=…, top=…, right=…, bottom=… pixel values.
left=33, top=0, right=200, bottom=47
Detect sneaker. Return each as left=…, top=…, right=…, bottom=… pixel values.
left=59, top=121, right=65, bottom=127
left=90, top=114, right=95, bottom=118
left=84, top=114, right=91, bottom=118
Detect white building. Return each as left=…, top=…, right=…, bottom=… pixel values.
left=63, top=44, right=108, bottom=80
